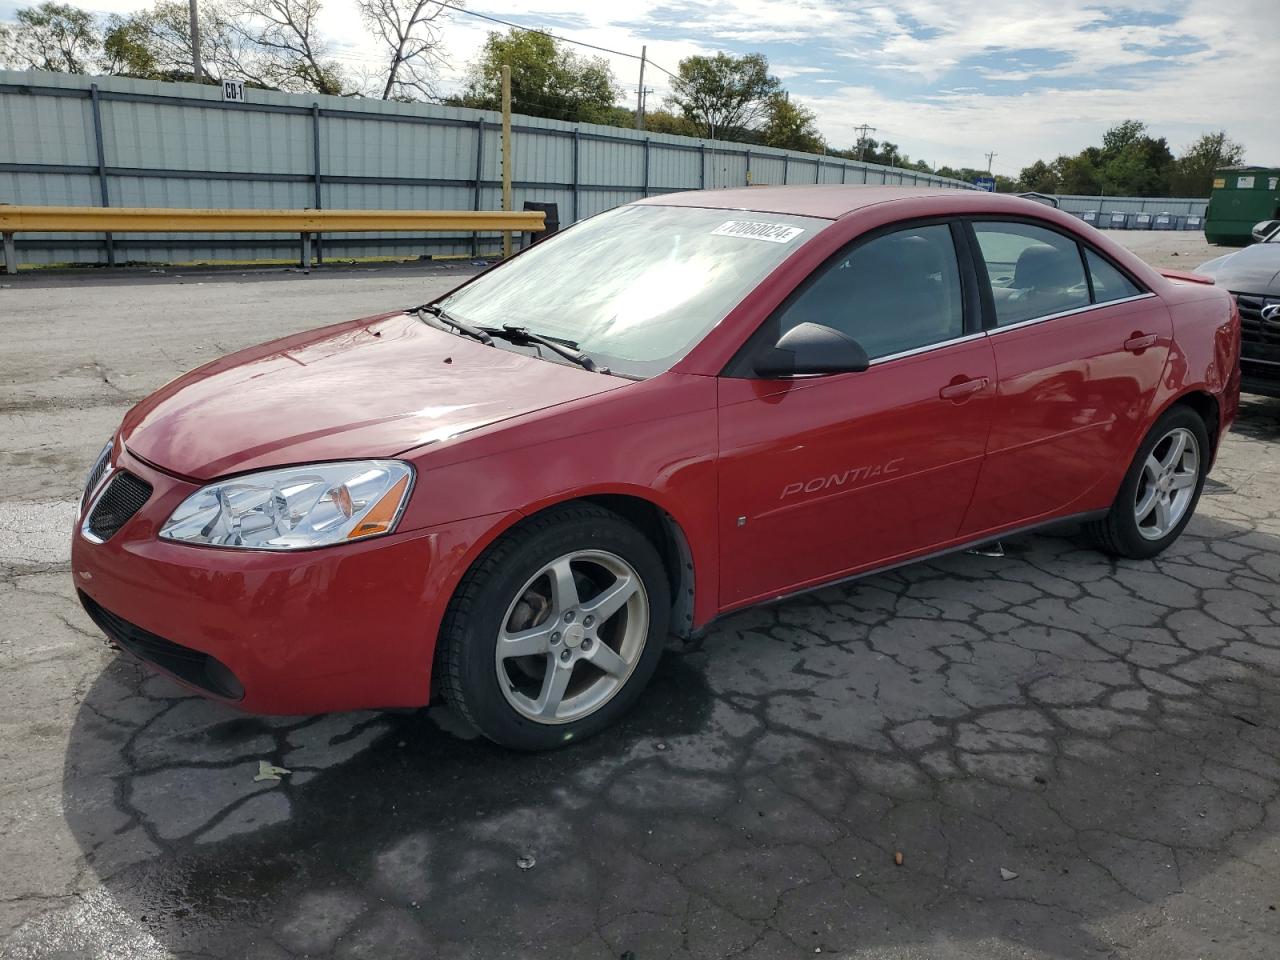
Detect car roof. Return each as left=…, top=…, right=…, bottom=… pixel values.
left=634, top=184, right=982, bottom=220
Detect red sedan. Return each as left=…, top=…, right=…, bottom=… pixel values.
left=72, top=187, right=1241, bottom=750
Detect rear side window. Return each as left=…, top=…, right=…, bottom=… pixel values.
left=973, top=222, right=1090, bottom=326
left=1085, top=248, right=1142, bottom=303
left=775, top=224, right=964, bottom=360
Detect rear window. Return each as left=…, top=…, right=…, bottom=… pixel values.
left=1085, top=249, right=1143, bottom=302
left=973, top=222, right=1090, bottom=326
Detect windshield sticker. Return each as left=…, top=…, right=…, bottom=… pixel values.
left=711, top=220, right=805, bottom=244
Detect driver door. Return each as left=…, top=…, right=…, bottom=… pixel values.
left=716, top=222, right=997, bottom=608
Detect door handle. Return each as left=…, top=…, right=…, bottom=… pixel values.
left=1124, top=333, right=1159, bottom=352
left=939, top=376, right=990, bottom=401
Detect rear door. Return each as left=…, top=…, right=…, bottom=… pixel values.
left=717, top=221, right=997, bottom=607
left=958, top=220, right=1172, bottom=536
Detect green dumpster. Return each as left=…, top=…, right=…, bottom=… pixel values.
left=1205, top=166, right=1280, bottom=245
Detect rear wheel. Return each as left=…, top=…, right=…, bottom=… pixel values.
left=1087, top=405, right=1209, bottom=559
left=437, top=503, right=670, bottom=750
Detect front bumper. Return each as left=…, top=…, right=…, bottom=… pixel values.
left=71, top=444, right=513, bottom=714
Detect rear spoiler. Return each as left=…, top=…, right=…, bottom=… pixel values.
left=1159, top=269, right=1215, bottom=285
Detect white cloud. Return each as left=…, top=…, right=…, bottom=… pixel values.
left=11, top=0, right=1276, bottom=175
left=773, top=64, right=830, bottom=80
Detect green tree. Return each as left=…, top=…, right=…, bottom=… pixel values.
left=453, top=29, right=621, bottom=124
left=101, top=0, right=219, bottom=81
left=759, top=92, right=824, bottom=153
left=1052, top=152, right=1104, bottom=195
left=101, top=11, right=162, bottom=77
left=865, top=139, right=909, bottom=168
left=666, top=52, right=780, bottom=140
left=3, top=0, right=375, bottom=96
left=1168, top=131, right=1246, bottom=197
left=1096, top=121, right=1173, bottom=196
left=1100, top=119, right=1148, bottom=157
left=935, top=165, right=1017, bottom=191
left=0, top=1, right=100, bottom=73
left=99, top=0, right=320, bottom=90
left=1017, top=159, right=1058, bottom=193
left=642, top=108, right=700, bottom=137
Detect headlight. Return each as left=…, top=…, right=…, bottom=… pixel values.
left=160, top=460, right=414, bottom=550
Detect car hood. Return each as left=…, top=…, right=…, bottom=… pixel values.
left=1197, top=243, right=1280, bottom=294
left=121, top=312, right=627, bottom=480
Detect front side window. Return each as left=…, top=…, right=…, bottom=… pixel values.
left=773, top=224, right=965, bottom=360
left=974, top=222, right=1090, bottom=326
left=437, top=204, right=825, bottom=378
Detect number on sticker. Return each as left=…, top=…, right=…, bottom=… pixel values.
left=711, top=221, right=805, bottom=244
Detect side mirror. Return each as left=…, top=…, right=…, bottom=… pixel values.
left=1251, top=219, right=1280, bottom=243
left=753, top=322, right=871, bottom=378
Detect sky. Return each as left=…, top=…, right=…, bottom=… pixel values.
left=3, top=0, right=1276, bottom=177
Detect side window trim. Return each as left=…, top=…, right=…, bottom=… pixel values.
left=1077, top=241, right=1097, bottom=304
left=867, top=329, right=989, bottom=367
left=958, top=220, right=997, bottom=331
left=949, top=219, right=986, bottom=336
left=981, top=293, right=1157, bottom=336
left=722, top=216, right=974, bottom=378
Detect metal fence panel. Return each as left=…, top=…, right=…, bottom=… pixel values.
left=650, top=147, right=700, bottom=191
left=1, top=68, right=979, bottom=267
left=2, top=89, right=95, bottom=166
left=1054, top=194, right=1208, bottom=217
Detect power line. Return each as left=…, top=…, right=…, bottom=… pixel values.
left=429, top=0, right=679, bottom=80
left=853, top=123, right=876, bottom=162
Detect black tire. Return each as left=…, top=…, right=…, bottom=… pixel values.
left=1087, top=404, right=1210, bottom=560
left=436, top=502, right=670, bottom=751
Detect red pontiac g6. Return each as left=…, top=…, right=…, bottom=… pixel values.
left=73, top=187, right=1241, bottom=750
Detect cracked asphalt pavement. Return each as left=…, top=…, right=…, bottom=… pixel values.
left=2, top=256, right=1279, bottom=959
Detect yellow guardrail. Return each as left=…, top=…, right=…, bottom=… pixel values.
left=0, top=205, right=545, bottom=273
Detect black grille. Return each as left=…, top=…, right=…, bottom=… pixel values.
left=82, top=446, right=111, bottom=510
left=78, top=591, right=244, bottom=700
left=1236, top=293, right=1280, bottom=363
left=86, top=471, right=152, bottom=541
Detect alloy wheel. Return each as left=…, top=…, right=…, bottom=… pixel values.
left=495, top=549, right=649, bottom=724
left=1133, top=426, right=1200, bottom=540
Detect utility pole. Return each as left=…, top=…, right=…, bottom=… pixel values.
left=854, top=123, right=876, bottom=162
left=634, top=45, right=647, bottom=130
left=189, top=0, right=202, bottom=82
left=985, top=150, right=997, bottom=173
left=501, top=64, right=512, bottom=259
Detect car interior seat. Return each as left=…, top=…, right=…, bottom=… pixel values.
left=784, top=234, right=959, bottom=358
left=1004, top=243, right=1086, bottom=323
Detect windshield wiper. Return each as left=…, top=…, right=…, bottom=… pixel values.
left=412, top=304, right=493, bottom=346
left=494, top=325, right=608, bottom=374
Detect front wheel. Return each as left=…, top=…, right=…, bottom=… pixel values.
left=436, top=503, right=670, bottom=751
left=1087, top=405, right=1209, bottom=559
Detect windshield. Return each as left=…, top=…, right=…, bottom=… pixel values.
left=437, top=204, right=826, bottom=377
